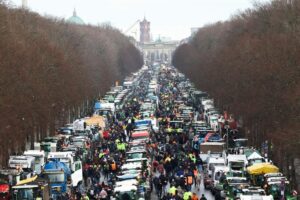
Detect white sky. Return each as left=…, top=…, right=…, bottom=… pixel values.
left=9, top=0, right=271, bottom=40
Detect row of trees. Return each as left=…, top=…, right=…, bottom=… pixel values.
left=173, top=0, right=300, bottom=188
left=0, top=2, right=143, bottom=165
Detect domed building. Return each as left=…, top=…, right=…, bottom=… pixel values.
left=67, top=9, right=85, bottom=25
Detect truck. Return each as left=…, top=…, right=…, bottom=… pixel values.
left=204, top=157, right=225, bottom=190
left=233, top=138, right=248, bottom=153
left=8, top=156, right=35, bottom=173
left=0, top=169, right=32, bottom=200
left=23, top=150, right=45, bottom=175
left=0, top=170, right=20, bottom=200
left=47, top=152, right=83, bottom=188
left=200, top=142, right=225, bottom=154
left=123, top=81, right=134, bottom=89
left=113, top=180, right=139, bottom=200
left=0, top=182, right=10, bottom=200
left=239, top=187, right=274, bottom=200
left=40, top=136, right=59, bottom=157
left=94, top=101, right=115, bottom=115
left=211, top=166, right=229, bottom=197
left=226, top=154, right=248, bottom=171
left=42, top=159, right=71, bottom=199
left=11, top=175, right=50, bottom=200
left=72, top=118, right=86, bottom=132
left=57, top=126, right=73, bottom=139
left=200, top=142, right=225, bottom=163
left=84, top=115, right=106, bottom=131
left=224, top=177, right=250, bottom=200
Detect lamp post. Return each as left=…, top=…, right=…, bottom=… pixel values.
left=224, top=121, right=230, bottom=151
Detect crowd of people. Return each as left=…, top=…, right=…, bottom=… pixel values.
left=69, top=65, right=212, bottom=200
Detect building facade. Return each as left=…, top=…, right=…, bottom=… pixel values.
left=135, top=17, right=179, bottom=65
left=139, top=40, right=179, bottom=65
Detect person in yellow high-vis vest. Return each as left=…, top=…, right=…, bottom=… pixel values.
left=99, top=152, right=105, bottom=159
left=116, top=142, right=122, bottom=151
left=120, top=142, right=126, bottom=151
left=183, top=191, right=192, bottom=200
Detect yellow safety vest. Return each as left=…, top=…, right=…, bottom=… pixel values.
left=183, top=192, right=192, bottom=200
left=117, top=143, right=122, bottom=150
left=99, top=153, right=105, bottom=158
left=120, top=143, right=126, bottom=150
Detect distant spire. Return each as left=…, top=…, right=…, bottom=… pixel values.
left=22, top=0, right=28, bottom=9
left=73, top=8, right=77, bottom=17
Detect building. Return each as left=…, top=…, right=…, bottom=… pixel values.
left=134, top=17, right=179, bottom=65
left=140, top=40, right=179, bottom=65
left=139, top=18, right=150, bottom=43
left=67, top=9, right=85, bottom=25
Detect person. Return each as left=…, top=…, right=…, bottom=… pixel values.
left=191, top=192, right=199, bottom=200
left=153, top=176, right=162, bottom=199
left=99, top=188, right=108, bottom=200
left=200, top=194, right=207, bottom=200
left=193, top=168, right=199, bottom=187
left=168, top=185, right=177, bottom=196
left=183, top=191, right=192, bottom=200
left=80, top=193, right=89, bottom=200
left=110, top=160, right=117, bottom=172
left=102, top=129, right=110, bottom=140
left=185, top=172, right=194, bottom=191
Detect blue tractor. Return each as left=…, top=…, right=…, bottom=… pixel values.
left=42, top=159, right=71, bottom=199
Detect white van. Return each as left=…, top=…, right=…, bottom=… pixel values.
left=207, top=157, right=225, bottom=176
left=212, top=166, right=229, bottom=187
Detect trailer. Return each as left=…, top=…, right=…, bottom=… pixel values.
left=11, top=176, right=50, bottom=200
left=8, top=156, right=35, bottom=172
left=23, top=150, right=45, bottom=175
left=200, top=142, right=225, bottom=154
left=0, top=169, right=26, bottom=200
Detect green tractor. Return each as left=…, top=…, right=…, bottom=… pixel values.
left=266, top=180, right=297, bottom=200
left=223, top=177, right=249, bottom=200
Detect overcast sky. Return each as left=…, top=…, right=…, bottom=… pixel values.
left=9, top=0, right=271, bottom=40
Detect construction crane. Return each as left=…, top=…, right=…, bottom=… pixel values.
left=124, top=20, right=140, bottom=40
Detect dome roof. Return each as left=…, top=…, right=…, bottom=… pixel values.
left=67, top=9, right=85, bottom=25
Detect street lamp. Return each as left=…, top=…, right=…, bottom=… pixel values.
left=224, top=121, right=230, bottom=151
